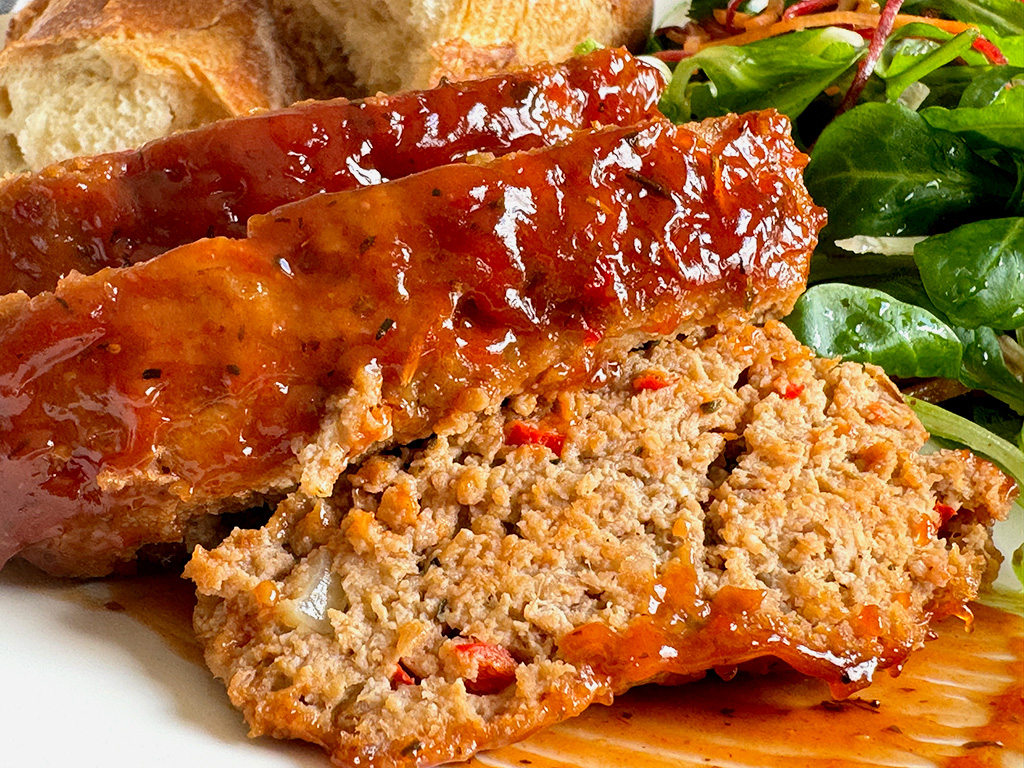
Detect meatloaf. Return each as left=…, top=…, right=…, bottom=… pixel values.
left=187, top=320, right=1014, bottom=768
left=0, top=47, right=665, bottom=297
left=0, top=111, right=825, bottom=576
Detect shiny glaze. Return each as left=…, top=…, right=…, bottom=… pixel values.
left=484, top=601, right=1024, bottom=768
left=558, top=554, right=956, bottom=705
left=0, top=111, right=825, bottom=575
left=0, top=48, right=665, bottom=297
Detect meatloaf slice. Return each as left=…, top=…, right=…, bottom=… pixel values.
left=187, top=321, right=1014, bottom=768
left=1, top=110, right=824, bottom=577
left=0, top=47, right=665, bottom=297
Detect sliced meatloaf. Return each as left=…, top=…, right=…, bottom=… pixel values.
left=187, top=320, right=1014, bottom=768
left=1, top=110, right=824, bottom=577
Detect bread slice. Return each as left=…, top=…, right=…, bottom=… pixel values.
left=0, top=0, right=304, bottom=174
left=187, top=320, right=1014, bottom=768
left=310, top=0, right=655, bottom=92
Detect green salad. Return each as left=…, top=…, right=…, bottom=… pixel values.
left=643, top=0, right=1023, bottom=581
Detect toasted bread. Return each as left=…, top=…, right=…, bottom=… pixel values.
left=0, top=0, right=304, bottom=173
left=312, top=0, right=654, bottom=92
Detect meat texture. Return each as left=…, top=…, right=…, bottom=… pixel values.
left=187, top=321, right=1015, bottom=768
left=0, top=47, right=665, bottom=297
left=0, top=111, right=824, bottom=576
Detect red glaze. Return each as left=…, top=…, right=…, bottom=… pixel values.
left=0, top=112, right=825, bottom=575
left=559, top=566, right=915, bottom=701
left=0, top=48, right=666, bottom=297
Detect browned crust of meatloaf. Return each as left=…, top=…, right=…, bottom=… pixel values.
left=3, top=110, right=824, bottom=577
left=186, top=321, right=1014, bottom=768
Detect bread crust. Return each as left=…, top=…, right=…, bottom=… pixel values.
left=315, top=0, right=655, bottom=92
left=5, top=0, right=301, bottom=113
left=429, top=0, right=654, bottom=83
left=0, top=0, right=303, bottom=171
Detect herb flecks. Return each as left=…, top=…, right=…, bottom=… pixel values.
left=376, top=318, right=395, bottom=340
left=626, top=170, right=671, bottom=199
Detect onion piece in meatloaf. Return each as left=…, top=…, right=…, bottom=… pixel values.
left=0, top=111, right=823, bottom=577
left=186, top=320, right=1015, bottom=768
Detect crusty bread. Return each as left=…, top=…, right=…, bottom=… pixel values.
left=187, top=321, right=1013, bottom=767
left=307, top=0, right=654, bottom=92
left=0, top=0, right=304, bottom=174
left=0, top=1, right=654, bottom=173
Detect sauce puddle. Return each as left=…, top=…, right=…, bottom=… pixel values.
left=477, top=600, right=1023, bottom=768
left=31, top=566, right=1024, bottom=768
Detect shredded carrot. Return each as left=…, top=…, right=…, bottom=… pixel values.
left=893, top=14, right=981, bottom=34
left=697, top=11, right=979, bottom=50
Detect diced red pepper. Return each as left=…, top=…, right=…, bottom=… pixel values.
left=454, top=642, right=518, bottom=695
left=854, top=604, right=882, bottom=636
left=632, top=372, right=671, bottom=392
left=914, top=503, right=959, bottom=545
left=783, top=383, right=805, bottom=399
left=971, top=36, right=1007, bottom=65
left=391, top=663, right=416, bottom=688
left=934, top=502, right=957, bottom=525
left=506, top=420, right=565, bottom=456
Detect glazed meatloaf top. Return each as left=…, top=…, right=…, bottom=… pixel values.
left=1, top=110, right=824, bottom=576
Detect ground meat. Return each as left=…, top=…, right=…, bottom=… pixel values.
left=187, top=321, right=1013, bottom=768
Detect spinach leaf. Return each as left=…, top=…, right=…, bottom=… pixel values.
left=922, top=80, right=1024, bottom=154
left=660, top=27, right=864, bottom=122
left=804, top=102, right=1017, bottom=241
left=903, top=0, right=1024, bottom=37
left=964, top=400, right=1024, bottom=445
left=955, top=326, right=1024, bottom=413
left=917, top=64, right=1000, bottom=108
left=959, top=66, right=1024, bottom=107
left=877, top=28, right=981, bottom=101
left=785, top=284, right=963, bottom=378
left=914, top=218, right=1024, bottom=329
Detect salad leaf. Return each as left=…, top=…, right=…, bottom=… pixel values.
left=921, top=78, right=1024, bottom=152
left=877, top=29, right=980, bottom=102
left=914, top=218, right=1024, bottom=329
left=958, top=65, right=1024, bottom=107
left=784, top=284, right=963, bottom=378
left=804, top=102, right=1018, bottom=241
left=660, top=27, right=865, bottom=123
left=955, top=326, right=1024, bottom=413
left=962, top=400, right=1024, bottom=445
left=902, top=0, right=1024, bottom=37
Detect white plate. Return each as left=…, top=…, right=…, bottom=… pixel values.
left=1, top=1, right=1021, bottom=766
